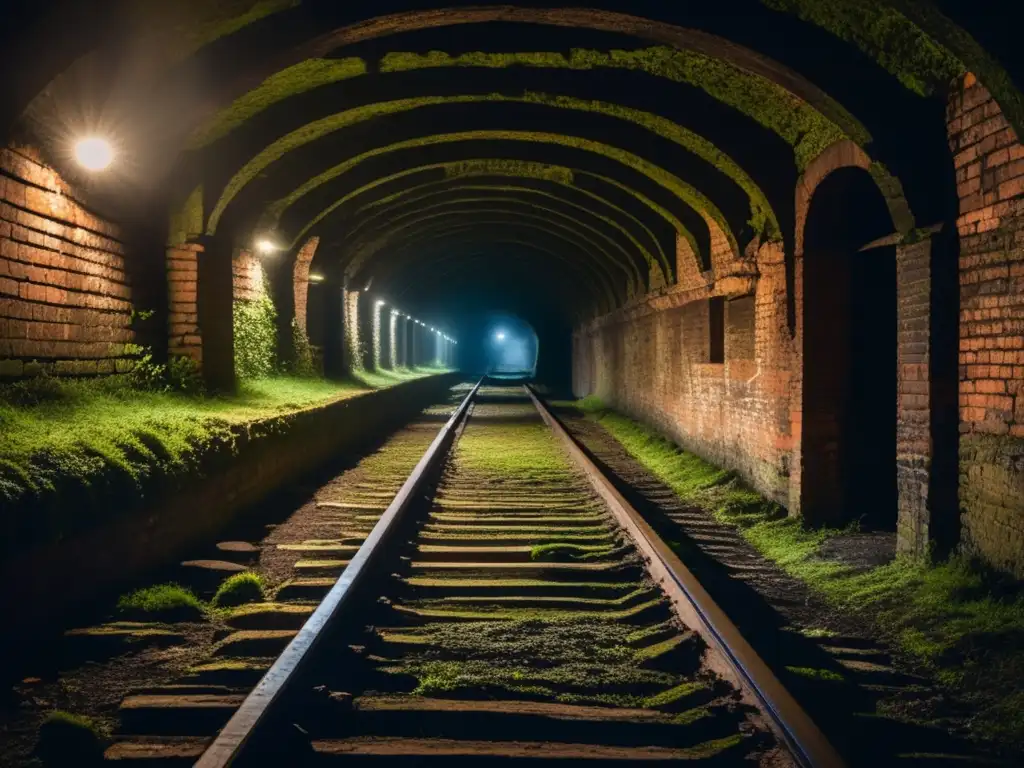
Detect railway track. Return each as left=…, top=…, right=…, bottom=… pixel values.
left=102, top=380, right=842, bottom=767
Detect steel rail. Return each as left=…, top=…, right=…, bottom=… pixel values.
left=526, top=386, right=845, bottom=768
left=196, top=378, right=483, bottom=768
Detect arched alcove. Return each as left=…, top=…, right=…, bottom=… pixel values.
left=802, top=167, right=898, bottom=530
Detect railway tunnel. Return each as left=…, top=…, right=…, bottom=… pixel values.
left=1, top=1, right=1024, bottom=766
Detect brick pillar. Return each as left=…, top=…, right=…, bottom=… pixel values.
left=344, top=289, right=361, bottom=372
left=167, top=244, right=202, bottom=365
left=197, top=236, right=235, bottom=392
left=371, top=299, right=384, bottom=371
left=387, top=310, right=398, bottom=369
left=896, top=239, right=934, bottom=555
left=321, top=266, right=345, bottom=380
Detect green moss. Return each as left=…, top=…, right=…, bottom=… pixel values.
left=530, top=542, right=615, bottom=561
left=224, top=126, right=735, bottom=262
left=210, top=94, right=740, bottom=252
left=285, top=161, right=688, bottom=283
left=785, top=665, right=845, bottom=683
left=518, top=91, right=777, bottom=238
left=761, top=0, right=962, bottom=97
left=211, top=571, right=265, bottom=607
left=117, top=583, right=204, bottom=620
left=359, top=183, right=668, bottom=277
left=573, top=397, right=1024, bottom=753
left=168, top=185, right=204, bottom=246
left=381, top=47, right=862, bottom=170
left=171, top=0, right=299, bottom=57
left=234, top=293, right=277, bottom=380
left=349, top=201, right=641, bottom=291
left=446, top=159, right=573, bottom=185
left=190, top=58, right=368, bottom=147
left=0, top=373, right=436, bottom=550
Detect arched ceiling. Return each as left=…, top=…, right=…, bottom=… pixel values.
left=3, top=0, right=1020, bottom=324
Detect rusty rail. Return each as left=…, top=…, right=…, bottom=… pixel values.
left=195, top=378, right=482, bottom=768
left=525, top=386, right=845, bottom=768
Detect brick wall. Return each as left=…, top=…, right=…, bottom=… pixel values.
left=950, top=73, right=1024, bottom=575
left=0, top=146, right=133, bottom=377
left=167, top=244, right=201, bottom=363
left=577, top=240, right=796, bottom=507
left=232, top=249, right=264, bottom=301
left=292, top=237, right=319, bottom=335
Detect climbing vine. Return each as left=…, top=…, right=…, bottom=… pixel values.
left=290, top=318, right=318, bottom=377
left=233, top=293, right=277, bottom=379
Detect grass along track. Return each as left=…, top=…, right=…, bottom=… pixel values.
left=78, top=383, right=795, bottom=765
left=18, top=386, right=469, bottom=766
left=299, top=385, right=784, bottom=764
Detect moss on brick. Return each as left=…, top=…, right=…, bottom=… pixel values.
left=761, top=0, right=962, bottom=97
left=168, top=184, right=204, bottom=246
left=209, top=93, right=744, bottom=250
left=380, top=47, right=863, bottom=170
left=359, top=184, right=668, bottom=277
left=190, top=58, right=368, bottom=147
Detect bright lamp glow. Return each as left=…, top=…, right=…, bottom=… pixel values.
left=308, top=273, right=324, bottom=283
left=495, top=331, right=507, bottom=342
left=376, top=299, right=385, bottom=307
left=74, top=137, right=114, bottom=171
left=256, top=239, right=278, bottom=254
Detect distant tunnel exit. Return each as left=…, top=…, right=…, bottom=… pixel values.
left=459, top=314, right=539, bottom=377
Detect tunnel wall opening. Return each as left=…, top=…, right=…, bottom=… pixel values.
left=802, top=167, right=897, bottom=532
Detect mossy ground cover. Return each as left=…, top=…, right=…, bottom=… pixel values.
left=567, top=396, right=1024, bottom=752
left=0, top=371, right=440, bottom=550
left=117, top=584, right=204, bottom=621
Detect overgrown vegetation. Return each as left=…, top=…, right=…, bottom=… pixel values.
left=211, top=572, right=265, bottom=607
left=233, top=293, right=278, bottom=379
left=289, top=319, right=319, bottom=377
left=571, top=396, right=1024, bottom=752
left=0, top=372, right=435, bottom=553
left=117, top=583, right=204, bottom=620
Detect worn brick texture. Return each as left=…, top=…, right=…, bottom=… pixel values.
left=292, top=237, right=320, bottom=334
left=575, top=240, right=796, bottom=509
left=0, top=146, right=133, bottom=377
left=951, top=73, right=1024, bottom=575
left=232, top=249, right=264, bottom=301
left=167, top=243, right=201, bottom=363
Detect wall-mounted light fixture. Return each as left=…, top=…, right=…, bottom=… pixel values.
left=308, top=273, right=325, bottom=283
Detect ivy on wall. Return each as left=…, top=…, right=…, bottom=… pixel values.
left=233, top=293, right=277, bottom=379
left=290, top=318, right=318, bottom=377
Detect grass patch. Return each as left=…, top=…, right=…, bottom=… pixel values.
left=530, top=542, right=615, bottom=561
left=35, top=710, right=107, bottom=764
left=785, top=666, right=845, bottom=683
left=117, top=583, right=203, bottom=621
left=569, top=396, right=1024, bottom=754
left=211, top=572, right=265, bottom=607
left=0, top=371, right=439, bottom=554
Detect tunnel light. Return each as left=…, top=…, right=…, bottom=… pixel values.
left=376, top=299, right=386, bottom=307
left=74, top=137, right=115, bottom=171
left=495, top=331, right=507, bottom=342
left=256, top=238, right=279, bottom=255
left=308, top=273, right=324, bottom=283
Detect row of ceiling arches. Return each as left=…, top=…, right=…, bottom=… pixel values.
left=6, top=0, right=1020, bottom=326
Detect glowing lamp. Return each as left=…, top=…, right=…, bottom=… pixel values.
left=74, top=137, right=114, bottom=171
